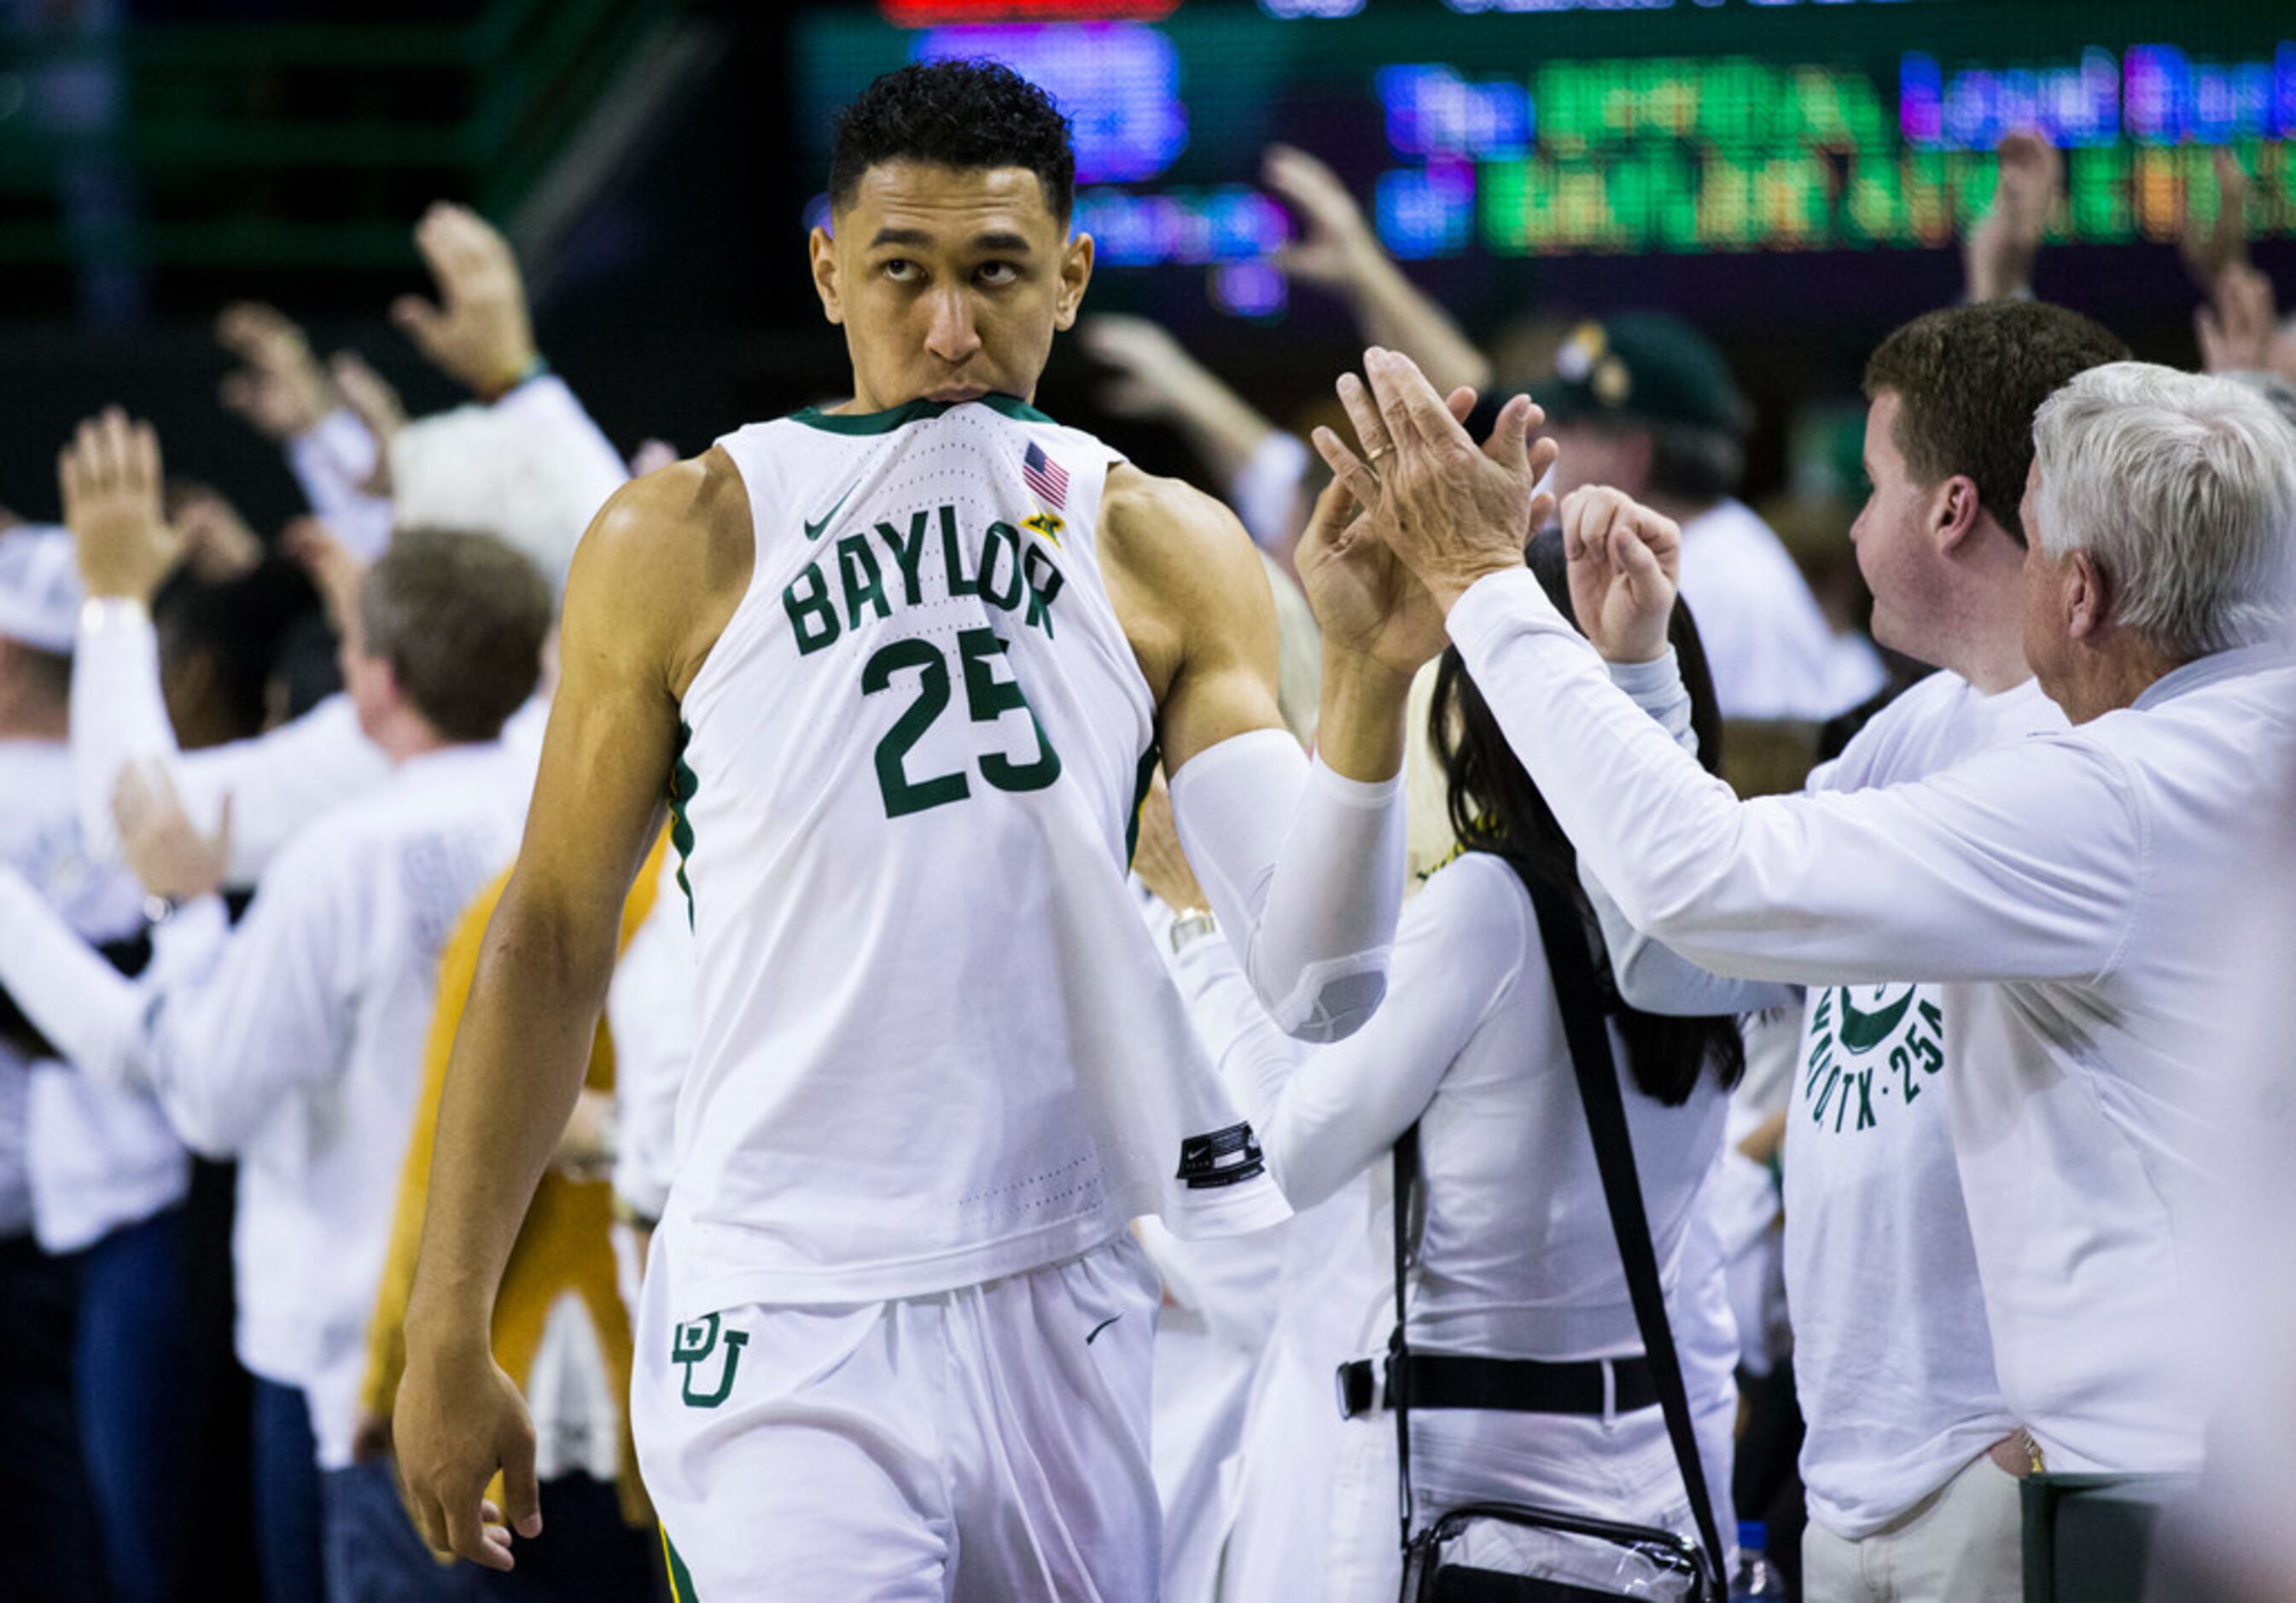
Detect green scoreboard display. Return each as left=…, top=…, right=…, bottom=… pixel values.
left=795, top=0, right=2293, bottom=316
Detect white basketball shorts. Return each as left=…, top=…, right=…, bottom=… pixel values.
left=632, top=1227, right=1162, bottom=1601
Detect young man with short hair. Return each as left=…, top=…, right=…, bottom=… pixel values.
left=395, top=61, right=1471, bottom=1600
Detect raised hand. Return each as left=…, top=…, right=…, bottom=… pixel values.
left=1559, top=486, right=1681, bottom=664
left=2180, top=149, right=2250, bottom=291
left=282, top=516, right=369, bottom=642
left=217, top=302, right=335, bottom=441
left=58, top=407, right=183, bottom=603
left=1262, top=143, right=1382, bottom=294
left=1077, top=314, right=1214, bottom=421
left=1310, top=347, right=1556, bottom=615
left=327, top=351, right=406, bottom=494
left=113, top=763, right=230, bottom=902
left=1964, top=130, right=2061, bottom=303
left=392, top=202, right=539, bottom=399
left=2195, top=262, right=2278, bottom=375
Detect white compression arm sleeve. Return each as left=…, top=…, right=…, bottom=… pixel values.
left=1168, top=727, right=1406, bottom=1043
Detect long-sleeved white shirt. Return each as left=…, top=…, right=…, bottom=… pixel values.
left=72, top=603, right=549, bottom=887
left=1448, top=564, right=2296, bottom=1472
left=285, top=409, right=393, bottom=562
left=0, top=738, right=186, bottom=1251
left=0, top=740, right=528, bottom=1468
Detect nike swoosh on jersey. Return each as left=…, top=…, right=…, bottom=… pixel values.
left=1085, top=1314, right=1122, bottom=1345
left=802, top=481, right=860, bottom=542
left=1836, top=986, right=1917, bottom=1053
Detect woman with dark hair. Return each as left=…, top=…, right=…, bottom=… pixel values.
left=1141, top=530, right=1744, bottom=1600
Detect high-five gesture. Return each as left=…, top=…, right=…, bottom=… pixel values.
left=1310, top=347, right=1555, bottom=615
left=1292, top=372, right=1479, bottom=679
left=58, top=407, right=183, bottom=603
left=393, top=202, right=539, bottom=399
left=1559, top=486, right=1681, bottom=664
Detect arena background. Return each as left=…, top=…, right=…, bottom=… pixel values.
left=3, top=0, right=2292, bottom=533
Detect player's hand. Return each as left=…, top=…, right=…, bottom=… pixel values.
left=1963, top=130, right=2060, bottom=303
left=1130, top=774, right=1208, bottom=912
left=114, top=762, right=230, bottom=902
left=59, top=407, right=184, bottom=603
left=1262, top=143, right=1383, bottom=295
left=2180, top=148, right=2250, bottom=291
left=2195, top=262, right=2278, bottom=375
left=172, top=488, right=265, bottom=584
left=1295, top=370, right=1479, bottom=675
left=1313, top=347, right=1556, bottom=618
left=1560, top=487, right=1681, bottom=665
left=393, top=202, right=539, bottom=399
left=217, top=302, right=335, bottom=441
left=394, top=1328, right=541, bottom=1572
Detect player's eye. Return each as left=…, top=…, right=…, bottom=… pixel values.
left=882, top=259, right=920, bottom=283
left=976, top=261, right=1020, bottom=287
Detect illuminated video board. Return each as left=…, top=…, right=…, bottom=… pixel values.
left=794, top=1, right=2294, bottom=311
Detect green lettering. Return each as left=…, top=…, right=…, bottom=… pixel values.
left=1854, top=1068, right=1877, bottom=1130
left=837, top=535, right=892, bottom=628
left=782, top=563, right=840, bottom=656
left=938, top=504, right=978, bottom=598
left=1023, top=545, right=1064, bottom=638
left=875, top=511, right=930, bottom=606
left=978, top=522, right=1025, bottom=611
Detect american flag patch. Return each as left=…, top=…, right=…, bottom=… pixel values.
left=1022, top=440, right=1069, bottom=510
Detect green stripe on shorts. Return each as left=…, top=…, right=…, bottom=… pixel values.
left=661, top=1525, right=700, bottom=1601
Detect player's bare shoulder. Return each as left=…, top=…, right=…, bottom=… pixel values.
left=1097, top=461, right=1273, bottom=706
left=564, top=445, right=756, bottom=701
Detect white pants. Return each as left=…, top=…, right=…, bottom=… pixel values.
left=632, top=1228, right=1163, bottom=1602
left=1803, top=1449, right=2023, bottom=1603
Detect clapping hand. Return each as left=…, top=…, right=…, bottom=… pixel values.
left=393, top=202, right=539, bottom=399
left=58, top=407, right=183, bottom=603
left=1309, top=347, right=1556, bottom=616
left=1559, top=487, right=1680, bottom=664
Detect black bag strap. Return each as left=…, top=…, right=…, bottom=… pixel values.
left=1511, top=860, right=1729, bottom=1598
left=1389, top=1122, right=1421, bottom=1557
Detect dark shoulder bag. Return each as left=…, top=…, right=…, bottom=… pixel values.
left=1382, top=865, right=1728, bottom=1603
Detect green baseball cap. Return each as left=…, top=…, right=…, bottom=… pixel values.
left=1539, top=312, right=1750, bottom=436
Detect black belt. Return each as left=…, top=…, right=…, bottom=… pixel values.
left=1335, top=1352, right=1660, bottom=1420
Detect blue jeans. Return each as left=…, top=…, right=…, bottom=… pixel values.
left=0, top=1233, right=102, bottom=1598
left=252, top=1377, right=325, bottom=1603
left=74, top=1204, right=192, bottom=1601
left=323, top=1457, right=478, bottom=1602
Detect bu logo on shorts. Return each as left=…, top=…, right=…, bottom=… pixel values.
left=672, top=1313, right=749, bottom=1408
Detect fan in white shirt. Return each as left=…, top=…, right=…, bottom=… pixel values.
left=0, top=511, right=555, bottom=1601
left=1323, top=352, right=2296, bottom=1490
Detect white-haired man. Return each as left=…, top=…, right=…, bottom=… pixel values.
left=1322, top=353, right=2295, bottom=1489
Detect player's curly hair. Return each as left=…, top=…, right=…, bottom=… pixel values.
left=1433, top=531, right=1744, bottom=1109
left=830, top=60, right=1075, bottom=223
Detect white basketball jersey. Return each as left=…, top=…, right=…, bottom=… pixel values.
left=662, top=395, right=1286, bottom=1315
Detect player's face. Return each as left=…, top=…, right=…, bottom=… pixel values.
left=1850, top=392, right=1944, bottom=662
left=811, top=161, right=1093, bottom=412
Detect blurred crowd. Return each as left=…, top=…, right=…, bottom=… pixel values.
left=2, top=108, right=2294, bottom=1603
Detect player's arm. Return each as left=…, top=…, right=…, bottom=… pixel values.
left=1104, top=465, right=1425, bottom=1043
left=393, top=449, right=750, bottom=1572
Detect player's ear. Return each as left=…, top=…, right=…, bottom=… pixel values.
left=1932, top=474, right=1981, bottom=552
left=810, top=224, right=845, bottom=327
left=1052, top=231, right=1094, bottom=331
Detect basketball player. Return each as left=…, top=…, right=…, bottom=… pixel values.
left=394, top=61, right=1536, bottom=1599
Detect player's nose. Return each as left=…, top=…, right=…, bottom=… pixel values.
left=923, top=288, right=982, bottom=364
